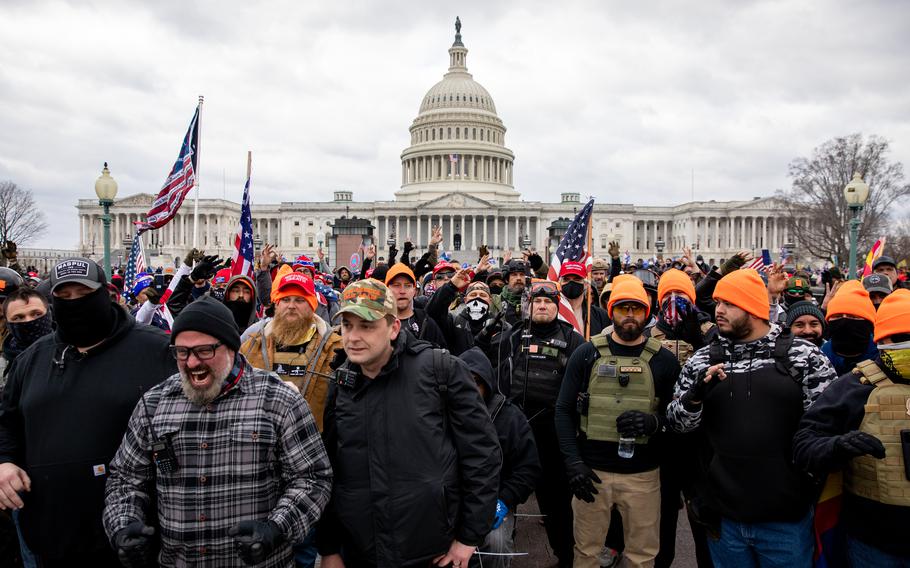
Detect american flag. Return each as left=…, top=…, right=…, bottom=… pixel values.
left=134, top=106, right=200, bottom=234
left=547, top=198, right=595, bottom=334
left=122, top=233, right=147, bottom=300
left=743, top=249, right=772, bottom=272
left=230, top=176, right=255, bottom=278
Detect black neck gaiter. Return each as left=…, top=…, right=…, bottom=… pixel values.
left=53, top=287, right=116, bottom=347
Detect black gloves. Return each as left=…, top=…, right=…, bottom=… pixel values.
left=183, top=248, right=203, bottom=268
left=720, top=254, right=747, bottom=276
left=190, top=255, right=223, bottom=281
left=680, top=368, right=713, bottom=410
left=616, top=410, right=659, bottom=438
left=567, top=461, right=601, bottom=503
left=228, top=520, right=284, bottom=565
left=835, top=431, right=886, bottom=460
left=527, top=252, right=543, bottom=271
left=144, top=287, right=161, bottom=305
left=113, top=521, right=156, bottom=568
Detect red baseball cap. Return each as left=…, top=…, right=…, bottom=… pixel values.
left=275, top=272, right=317, bottom=311
left=432, top=261, right=458, bottom=275
left=559, top=261, right=587, bottom=279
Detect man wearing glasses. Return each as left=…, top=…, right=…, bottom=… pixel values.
left=556, top=278, right=680, bottom=568
left=103, top=297, right=333, bottom=566
left=0, top=258, right=176, bottom=566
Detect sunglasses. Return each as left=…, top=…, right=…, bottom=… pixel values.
left=613, top=303, right=646, bottom=315
left=170, top=342, right=223, bottom=361
left=530, top=280, right=559, bottom=295
left=434, top=271, right=455, bottom=281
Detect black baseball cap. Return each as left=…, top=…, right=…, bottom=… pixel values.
left=50, top=258, right=106, bottom=292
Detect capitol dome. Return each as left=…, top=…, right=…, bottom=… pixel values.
left=396, top=18, right=519, bottom=202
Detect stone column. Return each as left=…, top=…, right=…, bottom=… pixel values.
left=493, top=213, right=499, bottom=249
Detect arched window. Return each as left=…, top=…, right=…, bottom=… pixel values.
left=480, top=130, right=484, bottom=141
left=473, top=128, right=476, bottom=139
left=456, top=128, right=460, bottom=139
left=447, top=127, right=451, bottom=138
left=432, top=129, right=436, bottom=141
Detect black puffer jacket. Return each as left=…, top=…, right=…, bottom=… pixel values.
left=460, top=348, right=540, bottom=509
left=0, top=306, right=175, bottom=560
left=318, top=332, right=501, bottom=567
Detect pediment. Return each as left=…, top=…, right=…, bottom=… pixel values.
left=420, top=192, right=494, bottom=210
left=114, top=193, right=156, bottom=207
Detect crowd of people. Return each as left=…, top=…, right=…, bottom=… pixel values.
left=0, top=233, right=907, bottom=567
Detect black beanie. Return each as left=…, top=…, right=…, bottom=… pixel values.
left=786, top=300, right=826, bottom=333
left=170, top=296, right=241, bottom=351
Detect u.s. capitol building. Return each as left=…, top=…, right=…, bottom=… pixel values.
left=75, top=21, right=802, bottom=271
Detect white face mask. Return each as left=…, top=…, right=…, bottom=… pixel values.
left=878, top=340, right=910, bottom=351
left=465, top=298, right=490, bottom=321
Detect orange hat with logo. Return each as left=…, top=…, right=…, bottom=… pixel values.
left=826, top=280, right=876, bottom=323
left=385, top=263, right=416, bottom=285
left=712, top=269, right=769, bottom=321
left=657, top=268, right=696, bottom=304
left=873, top=288, right=910, bottom=342
left=607, top=278, right=651, bottom=318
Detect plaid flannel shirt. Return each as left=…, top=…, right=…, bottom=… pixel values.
left=103, top=355, right=333, bottom=566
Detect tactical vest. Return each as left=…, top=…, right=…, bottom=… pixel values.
left=649, top=322, right=715, bottom=367
left=511, top=325, right=570, bottom=412
left=581, top=335, right=662, bottom=443
left=844, top=360, right=910, bottom=507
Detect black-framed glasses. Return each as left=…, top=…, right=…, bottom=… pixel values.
left=435, top=271, right=455, bottom=281
left=169, top=342, right=223, bottom=361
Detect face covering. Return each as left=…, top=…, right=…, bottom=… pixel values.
left=465, top=298, right=490, bottom=321
left=224, top=299, right=253, bottom=330
left=783, top=293, right=803, bottom=309
left=827, top=318, right=874, bottom=356
left=879, top=341, right=910, bottom=380
left=8, top=313, right=54, bottom=348
left=53, top=287, right=116, bottom=347
left=489, top=284, right=503, bottom=296
left=210, top=287, right=226, bottom=302
left=562, top=281, right=585, bottom=300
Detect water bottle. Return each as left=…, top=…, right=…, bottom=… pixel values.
left=617, top=436, right=635, bottom=459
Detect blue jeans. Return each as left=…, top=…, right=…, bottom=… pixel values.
left=707, top=508, right=814, bottom=568
left=293, top=526, right=317, bottom=568
left=847, top=534, right=910, bottom=568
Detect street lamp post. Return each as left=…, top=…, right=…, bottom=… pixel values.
left=655, top=238, right=665, bottom=260
left=844, top=172, right=870, bottom=280
left=94, top=163, right=118, bottom=279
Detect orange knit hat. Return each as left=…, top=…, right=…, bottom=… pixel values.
left=607, top=278, right=651, bottom=318
left=611, top=274, right=635, bottom=286
left=657, top=268, right=696, bottom=303
left=826, top=280, right=876, bottom=323
left=874, top=288, right=910, bottom=342
left=712, top=269, right=769, bottom=321
left=273, top=272, right=318, bottom=312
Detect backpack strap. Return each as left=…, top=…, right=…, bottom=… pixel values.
left=300, top=329, right=335, bottom=397
left=854, top=359, right=892, bottom=386
left=640, top=337, right=663, bottom=362
left=773, top=329, right=801, bottom=383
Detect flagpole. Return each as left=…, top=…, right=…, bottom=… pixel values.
left=585, top=206, right=594, bottom=341
left=246, top=150, right=252, bottom=181
left=193, top=94, right=203, bottom=249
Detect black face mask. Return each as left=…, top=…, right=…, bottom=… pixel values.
left=562, top=281, right=585, bottom=300
left=8, top=313, right=54, bottom=348
left=827, top=318, right=874, bottom=356
left=489, top=285, right=503, bottom=296
left=53, top=287, right=116, bottom=347
left=783, top=293, right=804, bottom=309
left=210, top=287, right=226, bottom=302
left=224, top=299, right=253, bottom=330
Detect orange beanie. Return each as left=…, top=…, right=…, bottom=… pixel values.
left=826, top=280, right=876, bottom=323
left=657, top=268, right=696, bottom=304
left=611, top=274, right=635, bottom=286
left=607, top=278, right=651, bottom=318
left=270, top=264, right=294, bottom=303
left=874, top=288, right=910, bottom=342
left=713, top=269, right=769, bottom=321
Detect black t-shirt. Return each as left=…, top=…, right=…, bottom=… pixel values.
left=555, top=335, right=681, bottom=473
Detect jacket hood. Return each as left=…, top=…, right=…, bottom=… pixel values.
left=459, top=346, right=494, bottom=395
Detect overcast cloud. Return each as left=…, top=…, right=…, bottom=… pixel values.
left=1, top=0, right=908, bottom=248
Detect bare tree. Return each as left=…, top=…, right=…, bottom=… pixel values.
left=778, top=134, right=910, bottom=266
left=0, top=181, right=48, bottom=246
left=888, top=215, right=910, bottom=268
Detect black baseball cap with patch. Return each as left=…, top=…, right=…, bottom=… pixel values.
left=50, top=258, right=106, bottom=292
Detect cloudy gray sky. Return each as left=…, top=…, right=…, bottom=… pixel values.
left=1, top=0, right=908, bottom=249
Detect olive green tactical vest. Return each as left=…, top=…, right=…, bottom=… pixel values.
left=581, top=335, right=662, bottom=443
left=844, top=360, right=910, bottom=507
left=650, top=322, right=714, bottom=367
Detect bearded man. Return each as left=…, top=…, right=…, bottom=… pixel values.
left=241, top=270, right=342, bottom=432
left=103, top=297, right=332, bottom=567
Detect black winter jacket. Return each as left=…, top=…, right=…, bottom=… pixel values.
left=460, top=347, right=540, bottom=509
left=0, top=306, right=175, bottom=560
left=424, top=281, right=479, bottom=356
left=318, top=332, right=501, bottom=567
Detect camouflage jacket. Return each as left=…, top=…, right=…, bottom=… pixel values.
left=667, top=323, right=837, bottom=433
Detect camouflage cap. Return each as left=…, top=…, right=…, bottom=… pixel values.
left=334, top=278, right=397, bottom=322
left=785, top=275, right=811, bottom=294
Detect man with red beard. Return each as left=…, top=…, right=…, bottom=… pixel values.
left=103, top=297, right=332, bottom=567
left=241, top=270, right=342, bottom=432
